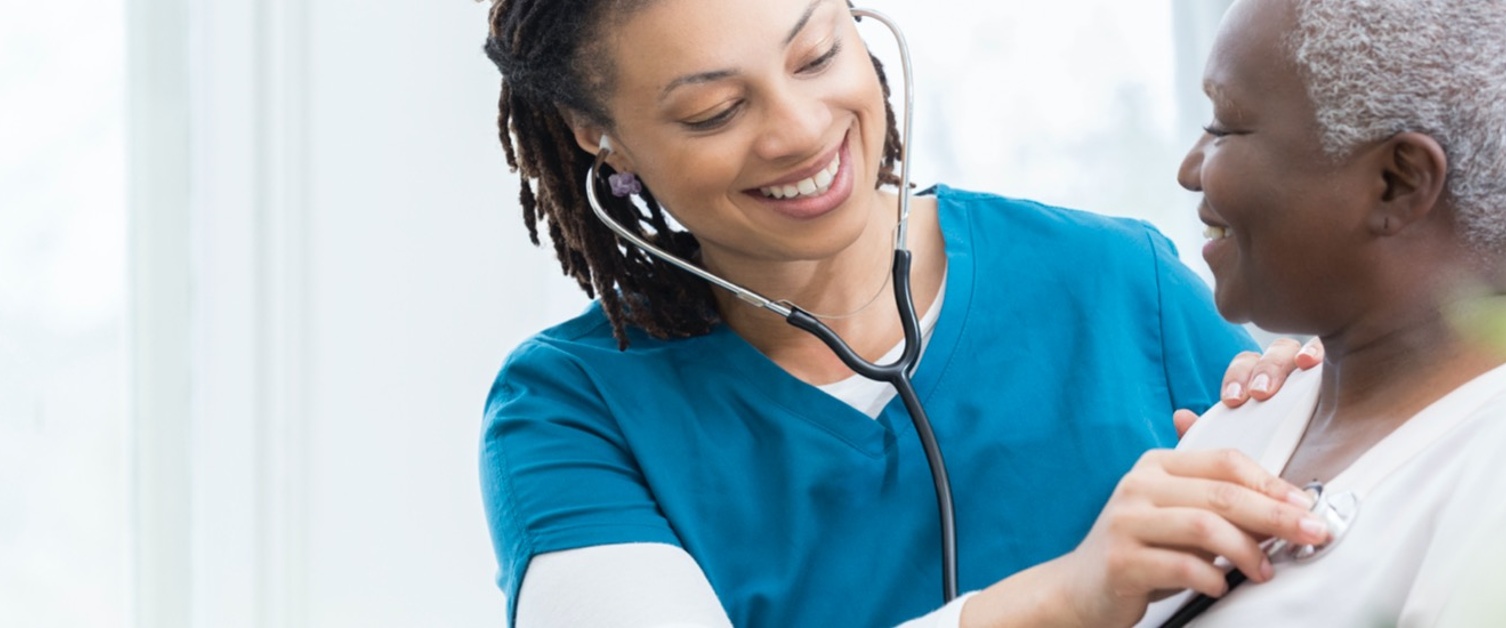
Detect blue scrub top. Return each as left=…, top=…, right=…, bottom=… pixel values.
left=481, top=185, right=1254, bottom=627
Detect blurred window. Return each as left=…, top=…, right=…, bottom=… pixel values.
left=0, top=2, right=131, bottom=626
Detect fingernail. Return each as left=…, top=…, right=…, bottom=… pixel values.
left=1224, top=382, right=1244, bottom=400
left=1300, top=516, right=1328, bottom=539
left=1260, top=557, right=1275, bottom=582
left=1299, top=343, right=1320, bottom=358
left=1251, top=373, right=1272, bottom=394
left=1287, top=490, right=1315, bottom=509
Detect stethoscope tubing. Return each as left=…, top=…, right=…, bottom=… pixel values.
left=581, top=8, right=960, bottom=604
left=784, top=250, right=958, bottom=602
left=1156, top=569, right=1247, bottom=628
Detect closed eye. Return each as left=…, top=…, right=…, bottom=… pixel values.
left=683, top=101, right=744, bottom=132
left=1202, top=123, right=1235, bottom=138
left=800, top=40, right=843, bottom=74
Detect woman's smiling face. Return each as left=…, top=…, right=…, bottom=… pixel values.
left=1178, top=0, right=1386, bottom=334
left=580, top=0, right=892, bottom=269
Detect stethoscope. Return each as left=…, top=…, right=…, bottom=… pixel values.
left=583, top=8, right=961, bottom=603
left=1157, top=481, right=1361, bottom=627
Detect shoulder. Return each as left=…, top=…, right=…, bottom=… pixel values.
left=931, top=185, right=1169, bottom=242
left=1397, top=370, right=1506, bottom=624
left=1438, top=371, right=1506, bottom=478
left=488, top=305, right=614, bottom=401
left=485, top=302, right=702, bottom=422
left=930, top=184, right=1178, bottom=265
left=498, top=302, right=687, bottom=375
left=1432, top=387, right=1506, bottom=623
left=929, top=184, right=1198, bottom=312
left=1179, top=366, right=1323, bottom=459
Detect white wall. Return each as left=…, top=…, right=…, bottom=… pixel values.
left=297, top=1, right=582, bottom=624
left=0, top=4, right=134, bottom=625
left=148, top=0, right=586, bottom=626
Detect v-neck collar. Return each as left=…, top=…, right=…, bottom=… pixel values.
left=709, top=186, right=976, bottom=458
left=1257, top=362, right=1506, bottom=496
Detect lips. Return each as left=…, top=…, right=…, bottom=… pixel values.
left=1198, top=204, right=1235, bottom=239
left=758, top=152, right=840, bottom=200
left=1203, top=225, right=1233, bottom=240
left=1199, top=206, right=1235, bottom=263
left=742, top=133, right=855, bottom=221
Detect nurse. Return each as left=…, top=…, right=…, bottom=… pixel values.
left=479, top=0, right=1324, bottom=625
left=1137, top=0, right=1506, bottom=625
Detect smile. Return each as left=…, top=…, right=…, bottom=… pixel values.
left=758, top=152, right=841, bottom=200
left=1203, top=225, right=1234, bottom=241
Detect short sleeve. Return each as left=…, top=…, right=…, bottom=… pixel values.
left=1141, top=225, right=1256, bottom=414
left=480, top=339, right=682, bottom=622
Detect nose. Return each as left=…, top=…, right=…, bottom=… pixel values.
left=1178, top=136, right=1208, bottom=192
left=751, top=83, right=831, bottom=163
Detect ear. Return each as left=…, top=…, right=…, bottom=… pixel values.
left=1367, top=132, right=1448, bottom=236
left=563, top=109, right=636, bottom=172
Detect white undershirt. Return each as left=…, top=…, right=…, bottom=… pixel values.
left=514, top=276, right=973, bottom=628
left=816, top=274, right=946, bottom=418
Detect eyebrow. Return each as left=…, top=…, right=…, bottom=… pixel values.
left=785, top=0, right=824, bottom=46
left=659, top=0, right=827, bottom=101
left=660, top=69, right=739, bottom=101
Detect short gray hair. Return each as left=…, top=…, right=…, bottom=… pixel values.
left=1290, top=0, right=1506, bottom=250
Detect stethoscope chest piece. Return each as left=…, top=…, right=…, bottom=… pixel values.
left=1274, top=482, right=1361, bottom=563
left=1159, top=482, right=1362, bottom=627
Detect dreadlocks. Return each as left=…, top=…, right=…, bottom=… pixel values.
left=483, top=0, right=904, bottom=349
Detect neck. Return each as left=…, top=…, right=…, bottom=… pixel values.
left=711, top=191, right=945, bottom=384
left=1316, top=310, right=1498, bottom=424
left=1278, top=233, right=1506, bottom=483
left=1279, top=282, right=1504, bottom=484
left=1299, top=274, right=1501, bottom=447
left=1315, top=253, right=1506, bottom=419
left=1281, top=304, right=1499, bottom=484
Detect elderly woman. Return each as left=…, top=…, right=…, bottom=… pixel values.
left=1137, top=0, right=1506, bottom=625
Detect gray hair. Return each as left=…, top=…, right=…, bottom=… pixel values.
left=1290, top=0, right=1506, bottom=250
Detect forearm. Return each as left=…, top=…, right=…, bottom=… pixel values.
left=521, top=544, right=1027, bottom=628
left=515, top=543, right=733, bottom=628
left=958, top=557, right=1092, bottom=628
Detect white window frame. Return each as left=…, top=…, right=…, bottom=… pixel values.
left=127, top=0, right=311, bottom=625
left=127, top=0, right=193, bottom=623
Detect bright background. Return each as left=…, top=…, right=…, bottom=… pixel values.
left=1, top=0, right=1237, bottom=626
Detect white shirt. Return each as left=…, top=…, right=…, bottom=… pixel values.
left=1137, top=363, right=1506, bottom=627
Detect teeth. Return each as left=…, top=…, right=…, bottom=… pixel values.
left=760, top=153, right=841, bottom=200
left=814, top=168, right=833, bottom=188
left=1203, top=225, right=1233, bottom=240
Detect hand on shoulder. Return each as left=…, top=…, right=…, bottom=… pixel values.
left=1175, top=337, right=1324, bottom=438
left=1218, top=337, right=1323, bottom=408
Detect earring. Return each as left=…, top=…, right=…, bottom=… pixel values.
left=608, top=172, right=643, bottom=198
